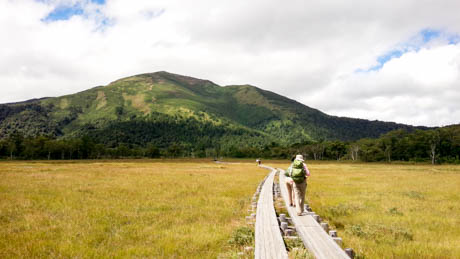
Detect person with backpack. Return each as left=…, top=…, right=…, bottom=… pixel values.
left=286, top=154, right=310, bottom=216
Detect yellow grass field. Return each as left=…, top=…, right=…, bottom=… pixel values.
left=1, top=160, right=459, bottom=258
left=0, top=160, right=266, bottom=258
left=268, top=161, right=460, bottom=259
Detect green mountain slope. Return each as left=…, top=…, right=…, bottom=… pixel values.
left=0, top=71, right=424, bottom=148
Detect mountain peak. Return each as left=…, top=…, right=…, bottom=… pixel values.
left=139, top=71, right=218, bottom=87
left=107, top=71, right=217, bottom=89
left=0, top=71, right=421, bottom=145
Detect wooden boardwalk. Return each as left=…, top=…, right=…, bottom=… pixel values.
left=255, top=166, right=288, bottom=259
left=279, top=170, right=350, bottom=259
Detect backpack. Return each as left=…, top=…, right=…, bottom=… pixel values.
left=290, top=160, right=306, bottom=184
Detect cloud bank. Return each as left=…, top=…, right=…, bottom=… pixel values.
left=1, top=0, right=460, bottom=126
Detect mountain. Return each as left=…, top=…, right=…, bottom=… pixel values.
left=0, top=71, right=425, bottom=148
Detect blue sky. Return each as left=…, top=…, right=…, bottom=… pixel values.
left=359, top=29, right=459, bottom=72
left=42, top=0, right=106, bottom=22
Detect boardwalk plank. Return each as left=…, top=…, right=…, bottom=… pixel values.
left=279, top=170, right=349, bottom=259
left=255, top=167, right=288, bottom=259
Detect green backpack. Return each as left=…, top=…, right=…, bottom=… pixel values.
left=291, top=160, right=306, bottom=184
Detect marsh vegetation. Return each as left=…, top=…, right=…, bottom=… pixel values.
left=0, top=160, right=266, bottom=258
left=1, top=160, right=458, bottom=258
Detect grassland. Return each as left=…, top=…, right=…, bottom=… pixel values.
left=267, top=161, right=460, bottom=259
left=2, top=160, right=459, bottom=258
left=0, top=160, right=266, bottom=258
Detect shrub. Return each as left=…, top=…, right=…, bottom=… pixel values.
left=228, top=226, right=254, bottom=246
left=345, top=223, right=413, bottom=243
left=388, top=207, right=404, bottom=216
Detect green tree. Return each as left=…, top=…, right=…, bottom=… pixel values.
left=327, top=141, right=348, bottom=160
left=166, top=143, right=182, bottom=158
left=146, top=143, right=160, bottom=158
left=6, top=133, right=24, bottom=159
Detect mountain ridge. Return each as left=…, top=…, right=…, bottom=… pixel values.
left=0, top=71, right=428, bottom=148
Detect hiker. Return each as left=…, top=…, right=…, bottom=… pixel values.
left=256, top=159, right=261, bottom=165
left=284, top=156, right=296, bottom=207
left=286, top=154, right=310, bottom=216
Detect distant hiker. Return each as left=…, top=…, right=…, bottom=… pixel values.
left=256, top=159, right=261, bottom=165
left=286, top=154, right=310, bottom=216
left=284, top=156, right=296, bottom=207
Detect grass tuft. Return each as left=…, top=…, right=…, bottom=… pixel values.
left=228, top=226, right=254, bottom=246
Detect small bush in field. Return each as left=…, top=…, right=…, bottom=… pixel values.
left=388, top=207, right=403, bottom=216
left=284, top=237, right=304, bottom=250
left=228, top=226, right=254, bottom=246
left=345, top=223, right=413, bottom=242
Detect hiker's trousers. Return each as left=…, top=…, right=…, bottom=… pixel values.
left=293, top=180, right=307, bottom=214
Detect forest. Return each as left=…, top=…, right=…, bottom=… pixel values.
left=1, top=125, right=459, bottom=164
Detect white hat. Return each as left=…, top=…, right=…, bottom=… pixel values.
left=295, top=154, right=304, bottom=161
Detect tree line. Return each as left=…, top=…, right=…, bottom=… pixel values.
left=1, top=126, right=459, bottom=164
left=290, top=126, right=460, bottom=164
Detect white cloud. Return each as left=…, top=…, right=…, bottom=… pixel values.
left=305, top=44, right=460, bottom=126
left=1, top=0, right=460, bottom=126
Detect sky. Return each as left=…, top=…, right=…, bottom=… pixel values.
left=1, top=0, right=460, bottom=127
